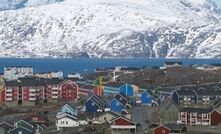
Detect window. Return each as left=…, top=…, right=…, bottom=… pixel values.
left=116, top=102, right=120, bottom=106
left=162, top=129, right=166, bottom=134
left=66, top=121, right=68, bottom=124
left=18, top=131, right=22, bottom=134
left=92, top=102, right=95, bottom=106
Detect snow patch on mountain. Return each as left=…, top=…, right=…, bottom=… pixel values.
left=0, top=0, right=221, bottom=58
left=0, top=0, right=63, bottom=11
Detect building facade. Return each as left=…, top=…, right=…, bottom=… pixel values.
left=4, top=66, right=33, bottom=80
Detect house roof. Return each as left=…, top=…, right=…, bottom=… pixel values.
left=110, top=116, right=136, bottom=125
left=9, top=126, right=34, bottom=134
left=113, top=93, right=130, bottom=107
left=80, top=85, right=97, bottom=90
left=176, top=88, right=196, bottom=96
left=142, top=90, right=153, bottom=96
left=193, top=87, right=212, bottom=96
left=104, top=82, right=123, bottom=88
left=5, top=80, right=21, bottom=86
left=19, top=77, right=46, bottom=86
left=45, top=78, right=63, bottom=85
left=87, top=94, right=106, bottom=108
left=180, top=108, right=213, bottom=114
left=15, top=119, right=36, bottom=133
left=164, top=123, right=186, bottom=130
left=0, top=121, right=13, bottom=129
left=57, top=113, right=78, bottom=121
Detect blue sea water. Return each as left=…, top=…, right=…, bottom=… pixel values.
left=0, top=58, right=221, bottom=76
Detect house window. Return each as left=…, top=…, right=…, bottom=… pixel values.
left=66, top=121, right=68, bottom=124
left=116, top=102, right=120, bottom=106
left=203, top=114, right=207, bottom=118
left=92, top=102, right=95, bottom=106
left=18, top=131, right=22, bottom=134
left=162, top=129, right=166, bottom=134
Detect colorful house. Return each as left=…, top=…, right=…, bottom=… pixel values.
left=103, top=82, right=122, bottom=96
left=13, top=119, right=40, bottom=134
left=58, top=80, right=79, bottom=101
left=110, top=93, right=131, bottom=113
left=57, top=104, right=78, bottom=117
left=4, top=80, right=20, bottom=107
left=26, top=114, right=48, bottom=126
left=172, top=88, right=197, bottom=105
left=0, top=78, right=5, bottom=103
left=79, top=84, right=100, bottom=96
left=119, top=84, right=134, bottom=96
left=0, top=121, right=13, bottom=134
left=9, top=127, right=35, bottom=134
left=153, top=124, right=186, bottom=134
left=177, top=108, right=221, bottom=126
left=85, top=94, right=106, bottom=113
left=110, top=116, right=136, bottom=133
left=46, top=78, right=63, bottom=102
left=140, top=90, right=153, bottom=106
left=20, top=78, right=46, bottom=106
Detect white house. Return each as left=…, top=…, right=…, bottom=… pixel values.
left=56, top=115, right=79, bottom=130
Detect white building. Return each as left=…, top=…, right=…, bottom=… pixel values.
left=4, top=66, right=33, bottom=80
left=68, top=73, right=82, bottom=79
left=56, top=115, right=80, bottom=130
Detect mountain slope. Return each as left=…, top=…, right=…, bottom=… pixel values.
left=0, top=0, right=221, bottom=58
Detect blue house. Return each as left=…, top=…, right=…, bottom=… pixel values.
left=110, top=93, right=131, bottom=113
left=103, top=82, right=123, bottom=96
left=119, top=84, right=134, bottom=96
left=58, top=104, right=78, bottom=116
left=141, top=90, right=153, bottom=105
left=85, top=94, right=106, bottom=113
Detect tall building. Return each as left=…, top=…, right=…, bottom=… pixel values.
left=3, top=66, right=34, bottom=80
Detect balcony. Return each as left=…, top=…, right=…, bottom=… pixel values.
left=52, top=92, right=58, bottom=95
left=6, top=93, right=12, bottom=96
left=29, top=89, right=36, bottom=92
left=29, top=93, right=36, bottom=96
left=29, top=97, right=36, bottom=101
left=6, top=98, right=13, bottom=101
left=6, top=89, right=12, bottom=92
left=52, top=96, right=58, bottom=99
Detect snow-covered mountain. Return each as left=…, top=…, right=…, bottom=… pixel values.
left=0, top=0, right=63, bottom=11
left=0, top=0, right=221, bottom=58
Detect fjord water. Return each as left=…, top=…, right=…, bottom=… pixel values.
left=0, top=58, right=221, bottom=76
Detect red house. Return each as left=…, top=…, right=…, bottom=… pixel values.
left=4, top=81, right=20, bottom=106
left=46, top=78, right=63, bottom=102
left=79, top=84, right=100, bottom=97
left=0, top=89, right=5, bottom=102
left=177, top=108, right=221, bottom=126
left=58, top=80, right=78, bottom=101
left=20, top=78, right=46, bottom=106
left=0, top=79, right=5, bottom=103
left=153, top=125, right=170, bottom=134
left=153, top=124, right=186, bottom=134
left=110, top=116, right=136, bottom=133
left=26, top=114, right=48, bottom=125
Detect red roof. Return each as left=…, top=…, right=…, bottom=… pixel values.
left=110, top=116, right=136, bottom=126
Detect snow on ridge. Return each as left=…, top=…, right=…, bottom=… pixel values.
left=0, top=0, right=221, bottom=58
